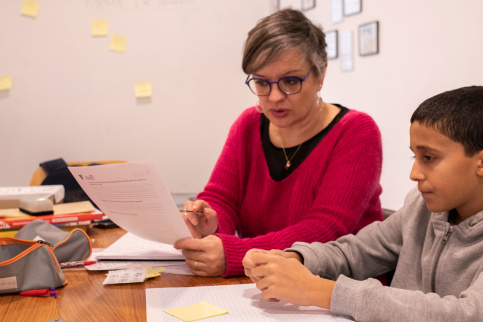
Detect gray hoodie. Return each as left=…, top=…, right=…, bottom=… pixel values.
left=288, top=187, right=483, bottom=321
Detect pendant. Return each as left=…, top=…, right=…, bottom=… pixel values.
left=285, top=161, right=291, bottom=170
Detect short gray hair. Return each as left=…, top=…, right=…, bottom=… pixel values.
left=242, top=9, right=327, bottom=78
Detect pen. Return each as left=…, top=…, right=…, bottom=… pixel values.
left=179, top=209, right=204, bottom=215
left=20, top=288, right=60, bottom=298
left=60, top=260, right=96, bottom=268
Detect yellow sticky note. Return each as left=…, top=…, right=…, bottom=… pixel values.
left=109, top=35, right=126, bottom=52
left=135, top=82, right=152, bottom=98
left=140, top=266, right=165, bottom=279
left=21, top=0, right=39, bottom=18
left=0, top=76, right=12, bottom=91
left=92, top=19, right=108, bottom=36
left=163, top=301, right=228, bottom=322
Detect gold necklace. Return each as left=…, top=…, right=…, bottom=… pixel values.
left=280, top=139, right=303, bottom=170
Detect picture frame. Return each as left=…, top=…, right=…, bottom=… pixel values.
left=358, top=21, right=379, bottom=56
left=343, top=0, right=362, bottom=16
left=301, top=0, right=316, bottom=11
left=277, top=0, right=302, bottom=10
left=325, top=30, right=338, bottom=59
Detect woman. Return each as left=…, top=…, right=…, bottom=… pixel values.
left=174, top=9, right=383, bottom=277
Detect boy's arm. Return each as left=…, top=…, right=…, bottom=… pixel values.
left=286, top=187, right=423, bottom=280
left=287, top=211, right=403, bottom=281
left=331, top=273, right=483, bottom=321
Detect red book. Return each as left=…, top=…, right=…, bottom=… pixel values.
left=0, top=212, right=104, bottom=230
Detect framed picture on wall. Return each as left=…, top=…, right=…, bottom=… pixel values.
left=343, top=0, right=362, bottom=16
left=278, top=0, right=302, bottom=10
left=325, top=30, right=338, bottom=59
left=301, top=0, right=316, bottom=11
left=358, top=21, right=379, bottom=56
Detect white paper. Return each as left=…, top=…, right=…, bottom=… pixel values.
left=87, top=260, right=193, bottom=275
left=331, top=0, right=343, bottom=23
left=340, top=31, right=353, bottom=71
left=146, top=284, right=352, bottom=321
left=96, top=232, right=184, bottom=260
left=68, top=161, right=191, bottom=244
left=103, top=268, right=147, bottom=285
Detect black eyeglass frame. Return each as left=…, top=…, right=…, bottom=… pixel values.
left=245, top=67, right=314, bottom=96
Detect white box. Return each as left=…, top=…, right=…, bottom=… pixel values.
left=0, top=185, right=65, bottom=209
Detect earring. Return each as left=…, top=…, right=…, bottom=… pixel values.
left=317, top=94, right=325, bottom=112
left=255, top=100, right=263, bottom=113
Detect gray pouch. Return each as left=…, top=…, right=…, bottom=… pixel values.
left=15, top=219, right=92, bottom=263
left=0, top=237, right=66, bottom=294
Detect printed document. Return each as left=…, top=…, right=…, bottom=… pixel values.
left=69, top=160, right=191, bottom=244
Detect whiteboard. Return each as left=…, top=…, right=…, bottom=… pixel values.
left=0, top=0, right=273, bottom=193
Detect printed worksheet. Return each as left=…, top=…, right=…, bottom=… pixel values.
left=69, top=161, right=191, bottom=245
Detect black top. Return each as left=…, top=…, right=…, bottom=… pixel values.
left=261, top=104, right=349, bottom=181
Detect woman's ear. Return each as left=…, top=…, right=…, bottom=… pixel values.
left=319, top=62, right=328, bottom=90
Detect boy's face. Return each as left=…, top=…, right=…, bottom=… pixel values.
left=409, top=121, right=483, bottom=221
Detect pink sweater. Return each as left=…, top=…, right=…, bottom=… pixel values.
left=198, top=107, right=384, bottom=276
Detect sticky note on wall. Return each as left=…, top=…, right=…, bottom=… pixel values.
left=109, top=35, right=127, bottom=52
left=92, top=20, right=108, bottom=36
left=0, top=76, right=12, bottom=91
left=21, top=0, right=39, bottom=18
left=135, top=82, right=152, bottom=98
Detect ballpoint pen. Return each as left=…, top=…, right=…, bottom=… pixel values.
left=20, top=288, right=61, bottom=298
left=179, top=209, right=204, bottom=215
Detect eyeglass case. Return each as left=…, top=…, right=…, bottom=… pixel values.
left=14, top=219, right=92, bottom=263
left=0, top=237, right=67, bottom=294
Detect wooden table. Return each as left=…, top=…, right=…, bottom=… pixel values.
left=0, top=227, right=252, bottom=322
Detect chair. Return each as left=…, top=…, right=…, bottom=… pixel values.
left=30, top=160, right=127, bottom=186
left=30, top=159, right=127, bottom=205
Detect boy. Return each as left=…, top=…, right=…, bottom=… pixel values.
left=243, top=86, right=483, bottom=321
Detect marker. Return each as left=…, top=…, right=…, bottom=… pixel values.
left=20, top=288, right=60, bottom=298
left=60, top=260, right=96, bottom=268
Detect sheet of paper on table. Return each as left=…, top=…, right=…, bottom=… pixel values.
left=147, top=284, right=353, bottom=322
left=87, top=260, right=193, bottom=275
left=95, top=232, right=184, bottom=260
left=69, top=160, right=191, bottom=245
left=87, top=233, right=193, bottom=275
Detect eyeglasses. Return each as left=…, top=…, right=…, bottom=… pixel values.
left=245, top=68, right=314, bottom=96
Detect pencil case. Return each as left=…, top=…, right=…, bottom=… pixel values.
left=0, top=237, right=67, bottom=294
left=14, top=219, right=92, bottom=263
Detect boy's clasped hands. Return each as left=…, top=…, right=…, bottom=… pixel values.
left=243, top=249, right=335, bottom=309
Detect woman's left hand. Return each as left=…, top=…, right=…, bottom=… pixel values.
left=173, top=235, right=226, bottom=276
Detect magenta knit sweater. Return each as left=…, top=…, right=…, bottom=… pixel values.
left=197, top=106, right=384, bottom=276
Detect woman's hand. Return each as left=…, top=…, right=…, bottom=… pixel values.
left=248, top=252, right=335, bottom=309
left=181, top=199, right=218, bottom=238
left=173, top=235, right=226, bottom=276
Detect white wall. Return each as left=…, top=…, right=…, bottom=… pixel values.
left=304, top=0, right=483, bottom=210
left=0, top=0, right=271, bottom=193
left=1, top=0, right=482, bottom=210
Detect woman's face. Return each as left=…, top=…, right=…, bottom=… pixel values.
left=252, top=50, right=323, bottom=129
